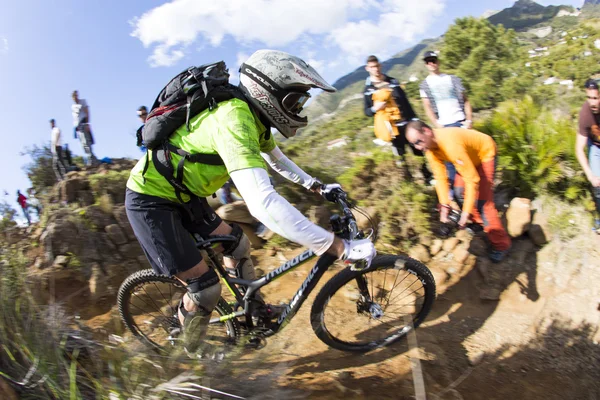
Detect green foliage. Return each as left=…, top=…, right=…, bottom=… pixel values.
left=0, top=250, right=246, bottom=399
left=338, top=150, right=436, bottom=250
left=441, top=17, right=528, bottom=110
left=0, top=201, right=17, bottom=231
left=478, top=96, right=587, bottom=201
left=21, top=144, right=56, bottom=194
left=88, top=170, right=129, bottom=204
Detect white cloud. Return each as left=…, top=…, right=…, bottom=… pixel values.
left=0, top=37, right=8, bottom=55
left=131, top=0, right=445, bottom=68
left=148, top=44, right=185, bottom=67
left=236, top=52, right=249, bottom=69
left=329, top=0, right=445, bottom=65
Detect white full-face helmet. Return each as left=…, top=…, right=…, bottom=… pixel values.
left=239, top=50, right=336, bottom=138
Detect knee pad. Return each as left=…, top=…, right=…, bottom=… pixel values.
left=222, top=224, right=250, bottom=257
left=185, top=269, right=221, bottom=315
left=222, top=223, right=255, bottom=280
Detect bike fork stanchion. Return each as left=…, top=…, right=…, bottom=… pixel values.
left=404, top=315, right=427, bottom=400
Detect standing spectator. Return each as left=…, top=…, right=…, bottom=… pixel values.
left=26, top=188, right=42, bottom=218
left=575, top=78, right=600, bottom=233
left=363, top=55, right=432, bottom=182
left=215, top=179, right=271, bottom=240
left=50, top=119, right=67, bottom=181
left=16, top=190, right=30, bottom=226
left=419, top=51, right=473, bottom=129
left=137, top=105, right=148, bottom=124
left=406, top=121, right=511, bottom=262
left=71, top=90, right=97, bottom=166
left=136, top=106, right=148, bottom=152
left=420, top=51, right=473, bottom=199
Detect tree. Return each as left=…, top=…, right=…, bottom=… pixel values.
left=441, top=17, right=527, bottom=110
left=20, top=144, right=56, bottom=194
left=0, top=201, right=17, bottom=231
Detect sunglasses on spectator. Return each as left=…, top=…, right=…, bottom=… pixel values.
left=424, top=58, right=438, bottom=64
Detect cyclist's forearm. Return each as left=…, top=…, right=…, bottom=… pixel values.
left=261, top=146, right=316, bottom=189
left=230, top=167, right=333, bottom=255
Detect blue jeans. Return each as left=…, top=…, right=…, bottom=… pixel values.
left=590, top=144, right=600, bottom=215
left=442, top=121, right=465, bottom=200
left=590, top=144, right=600, bottom=177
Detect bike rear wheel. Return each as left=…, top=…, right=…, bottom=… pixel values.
left=310, top=254, right=436, bottom=352
left=117, top=269, right=241, bottom=352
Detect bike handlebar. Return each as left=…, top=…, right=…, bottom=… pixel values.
left=321, top=186, right=363, bottom=241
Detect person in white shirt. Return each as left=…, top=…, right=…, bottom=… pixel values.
left=419, top=51, right=473, bottom=200
left=50, top=119, right=67, bottom=181
left=71, top=90, right=97, bottom=166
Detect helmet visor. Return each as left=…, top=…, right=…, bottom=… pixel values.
left=282, top=91, right=311, bottom=115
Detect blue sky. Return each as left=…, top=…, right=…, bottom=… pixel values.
left=0, top=0, right=584, bottom=220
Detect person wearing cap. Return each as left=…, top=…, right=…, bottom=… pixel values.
left=136, top=106, right=148, bottom=152
left=363, top=55, right=433, bottom=182
left=576, top=78, right=600, bottom=232
left=420, top=51, right=473, bottom=200
left=50, top=119, right=67, bottom=182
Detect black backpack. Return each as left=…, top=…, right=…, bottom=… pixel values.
left=138, top=61, right=249, bottom=203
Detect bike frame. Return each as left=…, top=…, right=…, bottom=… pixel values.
left=199, top=236, right=338, bottom=336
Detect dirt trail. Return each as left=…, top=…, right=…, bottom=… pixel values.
left=219, top=233, right=600, bottom=399
left=78, top=230, right=600, bottom=399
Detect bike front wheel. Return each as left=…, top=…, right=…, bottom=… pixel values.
left=310, top=254, right=436, bottom=352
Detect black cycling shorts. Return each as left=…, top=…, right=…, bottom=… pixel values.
left=125, top=188, right=222, bottom=276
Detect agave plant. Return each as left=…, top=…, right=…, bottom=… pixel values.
left=479, top=96, right=579, bottom=200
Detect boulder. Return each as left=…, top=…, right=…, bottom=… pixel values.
left=84, top=205, right=114, bottom=230
left=118, top=243, right=145, bottom=259
left=60, top=178, right=84, bottom=203
left=430, top=266, right=449, bottom=286
left=105, top=224, right=127, bottom=245
left=430, top=239, right=443, bottom=256
left=113, top=206, right=135, bottom=240
left=455, top=229, right=471, bottom=242
left=442, top=237, right=460, bottom=252
left=420, top=236, right=432, bottom=248
left=505, top=198, right=532, bottom=237
left=409, top=244, right=431, bottom=263
left=452, top=245, right=471, bottom=265
left=77, top=190, right=95, bottom=206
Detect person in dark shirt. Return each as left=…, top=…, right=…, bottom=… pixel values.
left=575, top=78, right=600, bottom=232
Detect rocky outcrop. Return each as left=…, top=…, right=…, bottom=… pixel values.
left=505, top=198, right=532, bottom=237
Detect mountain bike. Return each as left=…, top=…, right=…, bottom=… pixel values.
left=117, top=188, right=436, bottom=353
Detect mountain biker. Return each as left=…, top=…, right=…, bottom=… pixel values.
left=125, top=50, right=377, bottom=352
left=405, top=120, right=511, bottom=262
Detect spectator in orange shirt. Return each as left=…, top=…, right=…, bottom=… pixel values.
left=406, top=121, right=511, bottom=262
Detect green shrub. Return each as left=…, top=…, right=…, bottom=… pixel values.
left=478, top=96, right=586, bottom=200
left=89, top=170, right=129, bottom=204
